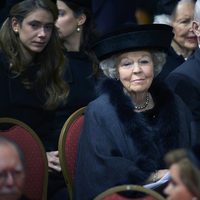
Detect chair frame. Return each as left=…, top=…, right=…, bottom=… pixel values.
left=94, top=185, right=166, bottom=200
left=0, top=117, right=48, bottom=200
left=58, top=106, right=86, bottom=200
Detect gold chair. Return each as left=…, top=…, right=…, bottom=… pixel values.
left=58, top=106, right=86, bottom=200
left=0, top=117, right=48, bottom=200
left=94, top=185, right=166, bottom=200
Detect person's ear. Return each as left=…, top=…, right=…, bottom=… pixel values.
left=11, top=17, right=20, bottom=33
left=77, top=13, right=86, bottom=26
left=192, top=20, right=200, bottom=37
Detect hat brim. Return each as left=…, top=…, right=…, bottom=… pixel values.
left=92, top=24, right=174, bottom=60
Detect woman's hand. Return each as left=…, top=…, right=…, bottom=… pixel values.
left=148, top=169, right=169, bottom=182
left=46, top=151, right=61, bottom=172
left=155, top=169, right=169, bottom=181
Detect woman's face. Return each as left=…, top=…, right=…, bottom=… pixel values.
left=56, top=0, right=79, bottom=39
left=172, top=2, right=197, bottom=51
left=117, top=51, right=154, bottom=94
left=12, top=8, right=54, bottom=56
left=164, top=164, right=194, bottom=200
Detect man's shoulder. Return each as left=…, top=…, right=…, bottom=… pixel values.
left=171, top=48, right=200, bottom=75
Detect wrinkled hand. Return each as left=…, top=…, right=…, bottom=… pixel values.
left=147, top=169, right=169, bottom=183
left=47, top=151, right=61, bottom=172
left=156, top=169, right=169, bottom=180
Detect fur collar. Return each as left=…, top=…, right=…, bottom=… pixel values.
left=97, top=78, right=180, bottom=170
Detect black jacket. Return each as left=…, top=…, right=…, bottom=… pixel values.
left=166, top=47, right=200, bottom=142
left=156, top=47, right=185, bottom=81
left=0, top=51, right=96, bottom=151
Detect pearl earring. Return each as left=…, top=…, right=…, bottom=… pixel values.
left=76, top=26, right=81, bottom=32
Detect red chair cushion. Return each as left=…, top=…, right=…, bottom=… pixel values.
left=65, top=116, right=84, bottom=182
left=104, top=193, right=156, bottom=200
left=0, top=125, right=46, bottom=200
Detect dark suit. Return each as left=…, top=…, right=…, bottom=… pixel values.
left=166, top=47, right=200, bottom=142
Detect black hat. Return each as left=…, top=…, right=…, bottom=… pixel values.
left=92, top=24, right=174, bottom=61
left=61, top=0, right=91, bottom=9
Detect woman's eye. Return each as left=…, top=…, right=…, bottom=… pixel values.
left=120, top=59, right=133, bottom=67
left=179, top=18, right=192, bottom=25
left=140, top=60, right=150, bottom=64
left=170, top=179, right=177, bottom=187
left=58, top=10, right=65, bottom=17
left=29, top=22, right=40, bottom=29
left=44, top=24, right=53, bottom=31
left=123, top=62, right=132, bottom=66
left=139, top=60, right=150, bottom=65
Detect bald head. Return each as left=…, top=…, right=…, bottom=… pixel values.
left=0, top=137, right=25, bottom=200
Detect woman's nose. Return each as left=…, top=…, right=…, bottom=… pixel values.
left=38, top=28, right=46, bottom=37
left=132, top=62, right=141, bottom=73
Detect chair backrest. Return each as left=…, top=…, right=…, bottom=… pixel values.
left=94, top=185, right=166, bottom=200
left=58, top=106, right=86, bottom=200
left=0, top=117, right=48, bottom=200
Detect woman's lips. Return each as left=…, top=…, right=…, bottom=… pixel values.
left=131, top=79, right=145, bottom=83
left=186, top=36, right=197, bottom=43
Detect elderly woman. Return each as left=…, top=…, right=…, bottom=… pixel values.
left=73, top=24, right=195, bottom=200
left=154, top=0, right=197, bottom=80
left=164, top=145, right=200, bottom=200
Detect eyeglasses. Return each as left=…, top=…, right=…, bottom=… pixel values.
left=0, top=170, right=25, bottom=184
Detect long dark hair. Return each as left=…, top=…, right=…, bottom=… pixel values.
left=64, top=1, right=100, bottom=76
left=64, top=1, right=98, bottom=52
left=0, top=0, right=69, bottom=109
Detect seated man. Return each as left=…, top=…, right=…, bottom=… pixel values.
left=0, top=137, right=30, bottom=200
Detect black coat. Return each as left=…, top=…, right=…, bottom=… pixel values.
left=166, top=47, right=200, bottom=142
left=0, top=51, right=96, bottom=151
left=74, top=78, right=194, bottom=200
left=156, top=47, right=185, bottom=81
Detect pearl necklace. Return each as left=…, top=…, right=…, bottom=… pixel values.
left=134, top=93, right=150, bottom=110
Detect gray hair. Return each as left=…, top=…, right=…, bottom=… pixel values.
left=99, top=51, right=167, bottom=79
left=171, top=0, right=195, bottom=21
left=194, top=0, right=200, bottom=21
left=0, top=136, right=25, bottom=169
left=154, top=14, right=171, bottom=25
left=154, top=0, right=195, bottom=25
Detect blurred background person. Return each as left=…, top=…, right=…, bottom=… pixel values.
left=164, top=145, right=200, bottom=200
left=0, top=137, right=29, bottom=200
left=135, top=0, right=158, bottom=25
left=154, top=0, right=197, bottom=80
left=166, top=0, right=200, bottom=144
